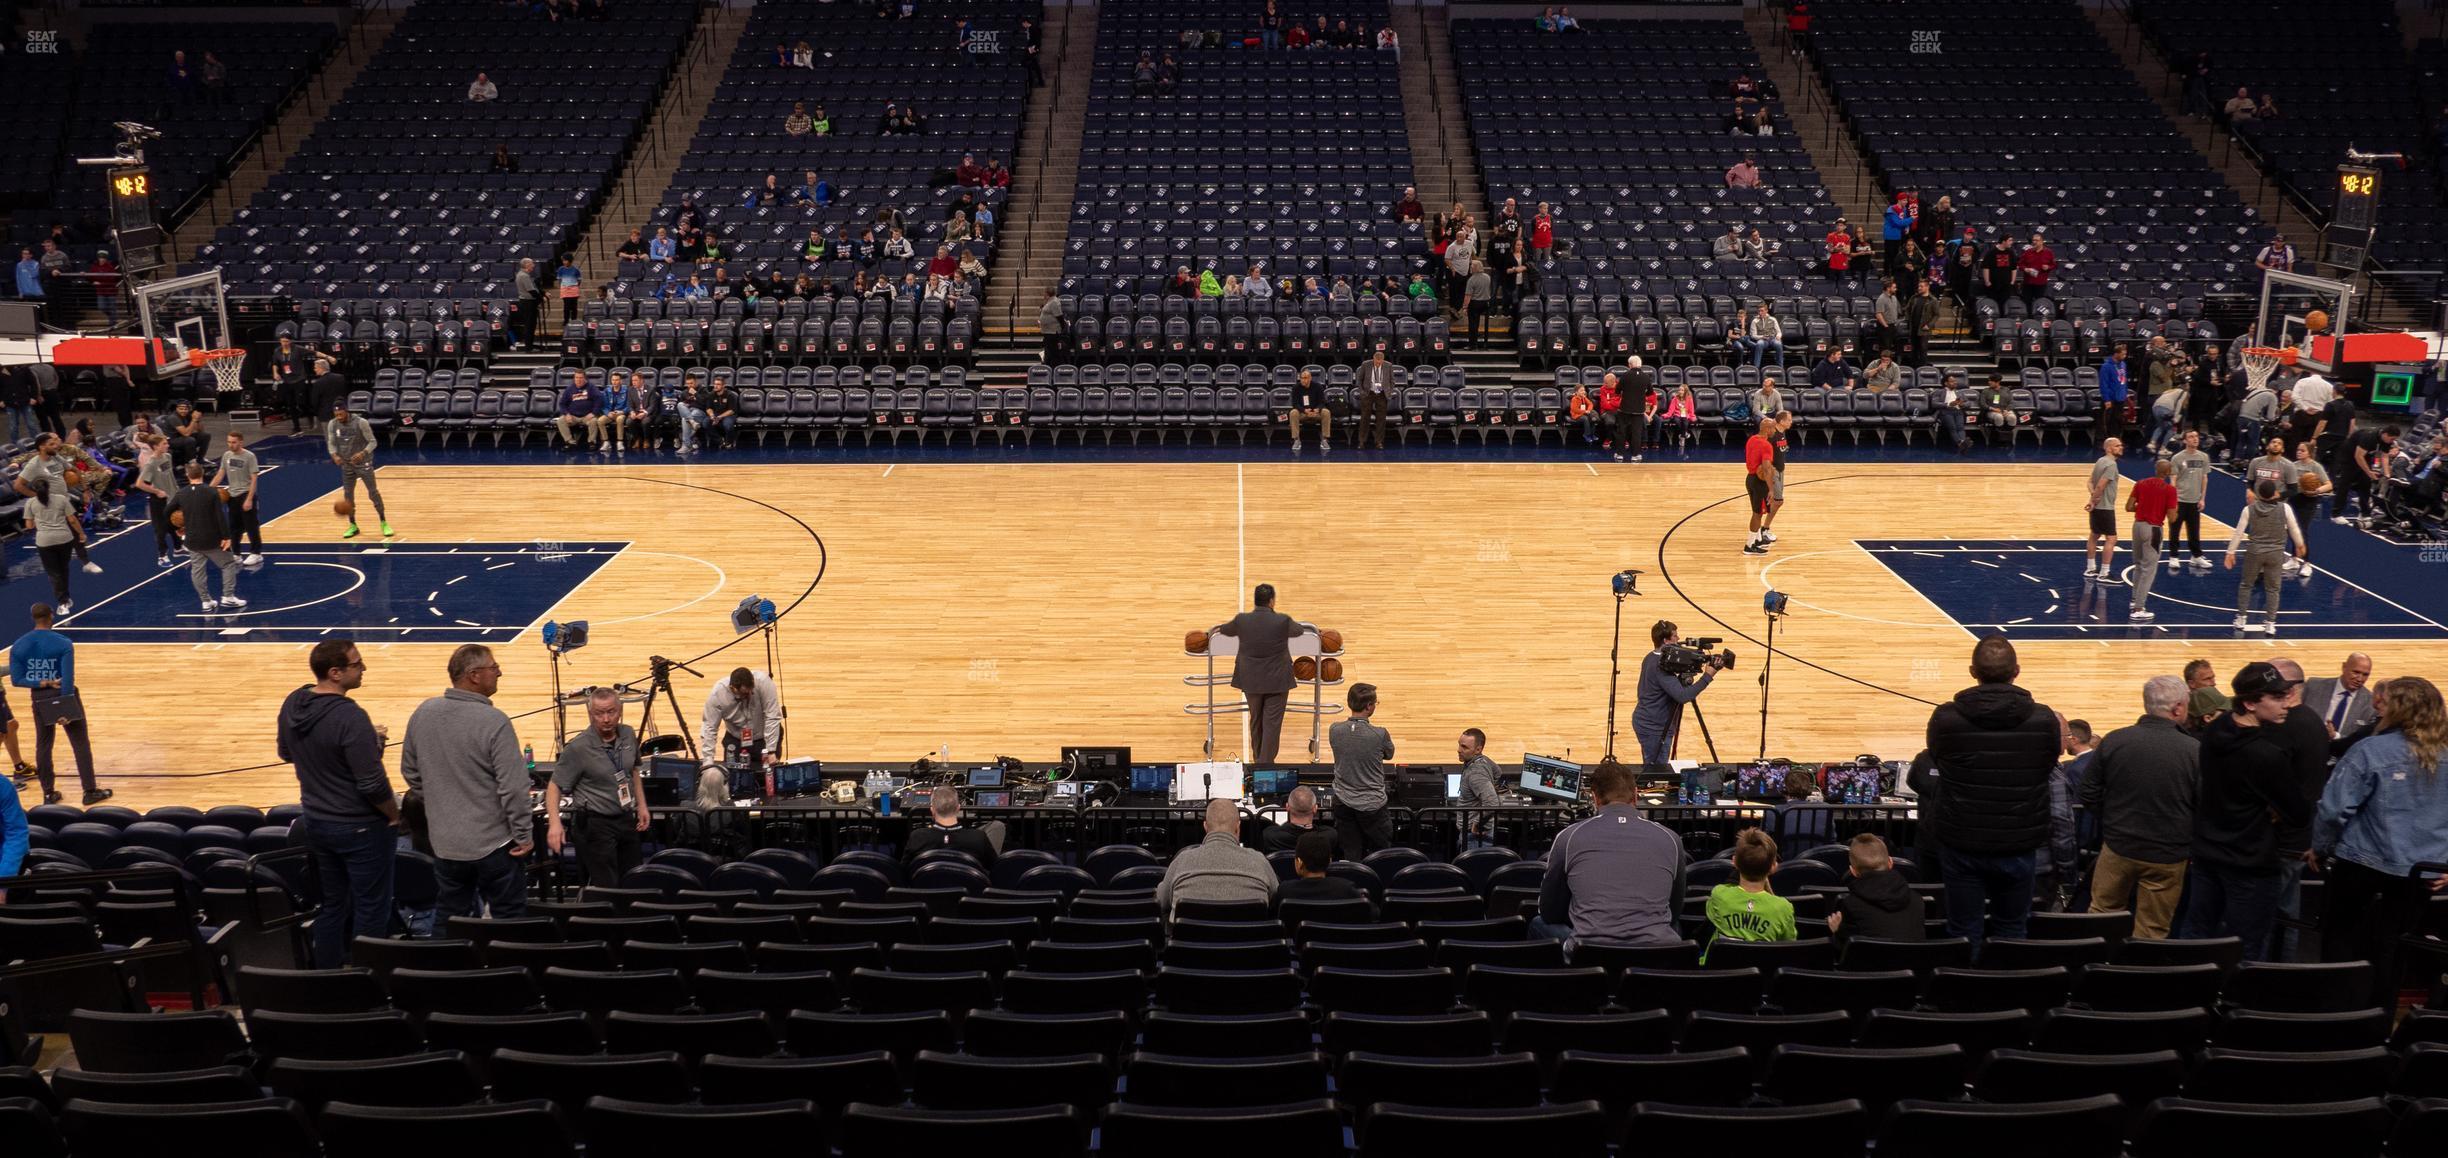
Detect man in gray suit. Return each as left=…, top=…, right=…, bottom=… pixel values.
left=2302, top=652, right=2376, bottom=738
left=1633, top=620, right=1721, bottom=771
left=1357, top=350, right=1395, bottom=449
left=1213, top=583, right=1296, bottom=763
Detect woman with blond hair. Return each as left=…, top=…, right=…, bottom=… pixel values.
left=2314, top=676, right=2448, bottom=1005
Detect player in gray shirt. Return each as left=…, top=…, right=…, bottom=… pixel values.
left=1328, top=682, right=1395, bottom=860
left=2166, top=430, right=2213, bottom=568
left=2287, top=441, right=2329, bottom=578
left=210, top=431, right=264, bottom=564
left=2085, top=439, right=2124, bottom=582
left=325, top=400, right=391, bottom=539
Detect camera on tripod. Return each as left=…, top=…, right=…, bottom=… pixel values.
left=1659, top=638, right=1737, bottom=678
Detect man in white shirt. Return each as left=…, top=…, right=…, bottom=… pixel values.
left=467, top=72, right=498, bottom=102
left=700, top=667, right=784, bottom=772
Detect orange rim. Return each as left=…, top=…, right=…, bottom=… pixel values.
left=190, top=348, right=246, bottom=362
left=2239, top=345, right=2299, bottom=363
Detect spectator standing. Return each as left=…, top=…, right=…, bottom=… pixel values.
left=1156, top=799, right=1276, bottom=917
left=2264, top=656, right=2333, bottom=960
left=279, top=639, right=398, bottom=966
left=14, top=248, right=42, bottom=308
left=199, top=51, right=227, bottom=104
left=2314, top=676, right=2448, bottom=1006
left=399, top=645, right=532, bottom=919
left=2081, top=675, right=2199, bottom=937
left=1457, top=728, right=1502, bottom=850
left=511, top=257, right=540, bottom=348
left=0, top=764, right=22, bottom=887
left=1534, top=759, right=1686, bottom=948
left=1037, top=290, right=1064, bottom=361
left=1356, top=350, right=1393, bottom=449
left=10, top=603, right=104, bottom=805
left=1828, top=834, right=1925, bottom=942
left=2017, top=234, right=2055, bottom=307
left=1923, top=634, right=2060, bottom=955
left=555, top=255, right=582, bottom=327
left=1463, top=261, right=1492, bottom=348
left=2180, top=662, right=2311, bottom=959
left=1328, top=683, right=1395, bottom=859
left=1881, top=196, right=1913, bottom=272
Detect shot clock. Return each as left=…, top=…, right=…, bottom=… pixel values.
left=108, top=164, right=166, bottom=274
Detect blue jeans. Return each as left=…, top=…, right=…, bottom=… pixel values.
left=7, top=405, right=34, bottom=443
left=434, top=843, right=528, bottom=919
left=1528, top=915, right=1570, bottom=942
left=2271, top=855, right=2307, bottom=962
left=1939, top=847, right=2036, bottom=956
left=2178, top=861, right=2280, bottom=962
left=304, top=817, right=396, bottom=969
left=2147, top=407, right=2177, bottom=450
left=1745, top=338, right=1784, bottom=368
left=1260, top=29, right=1280, bottom=49
left=2232, top=417, right=2263, bottom=462
left=677, top=405, right=703, bottom=452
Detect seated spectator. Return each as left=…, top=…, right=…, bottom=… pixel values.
left=1712, top=224, right=1745, bottom=260
left=747, top=173, right=784, bottom=208
left=790, top=169, right=832, bottom=206
left=1536, top=7, right=1559, bottom=32
left=1660, top=383, right=1698, bottom=450
left=1731, top=72, right=1761, bottom=102
left=1262, top=786, right=1328, bottom=851
left=956, top=249, right=986, bottom=284
left=1156, top=53, right=1179, bottom=95
left=879, top=102, right=904, bottom=134
left=1133, top=52, right=1157, bottom=95
left=1198, top=267, right=1224, bottom=298
left=1829, top=834, right=1924, bottom=942
left=1157, top=799, right=1276, bottom=917
left=883, top=229, right=914, bottom=260
left=1978, top=372, right=2023, bottom=436
left=169, top=49, right=198, bottom=98
left=1705, top=829, right=1796, bottom=956
left=973, top=202, right=995, bottom=241
left=199, top=52, right=228, bottom=105
left=800, top=230, right=828, bottom=263
left=467, top=71, right=497, bottom=102
left=1767, top=767, right=1833, bottom=848
left=772, top=40, right=793, bottom=67
left=1864, top=351, right=1902, bottom=393
left=808, top=103, right=830, bottom=135
left=1734, top=303, right=1784, bottom=369
left=698, top=233, right=725, bottom=265
left=1221, top=274, right=1244, bottom=298
left=983, top=158, right=1011, bottom=188
left=1568, top=383, right=1595, bottom=442
left=851, top=230, right=880, bottom=268
left=1392, top=186, right=1424, bottom=222
left=785, top=101, right=814, bottom=136
left=1165, top=265, right=1197, bottom=297
left=927, top=244, right=958, bottom=283
left=490, top=143, right=518, bottom=173
left=1556, top=7, right=1581, bottom=32
left=616, top=229, right=647, bottom=262
left=1242, top=265, right=1274, bottom=299
left=1743, top=229, right=1771, bottom=260
left=955, top=153, right=987, bottom=186
left=2255, top=233, right=2295, bottom=273
left=1279, top=830, right=1372, bottom=914
left=903, top=791, right=997, bottom=867
left=898, top=105, right=927, bottom=133
left=647, top=227, right=674, bottom=262
left=2222, top=86, right=2257, bottom=124
left=943, top=214, right=972, bottom=245
left=2254, top=91, right=2280, bottom=121
left=1407, top=272, right=1436, bottom=301
left=1724, top=155, right=1764, bottom=190
left=1376, top=26, right=1399, bottom=58
left=1533, top=758, right=1685, bottom=945
left=1809, top=348, right=1859, bottom=391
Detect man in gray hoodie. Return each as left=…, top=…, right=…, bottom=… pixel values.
left=326, top=399, right=391, bottom=539
left=1156, top=798, right=1275, bottom=917
left=400, top=644, right=531, bottom=917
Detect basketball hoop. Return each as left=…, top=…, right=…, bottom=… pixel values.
left=2239, top=345, right=2297, bottom=394
left=192, top=348, right=246, bottom=397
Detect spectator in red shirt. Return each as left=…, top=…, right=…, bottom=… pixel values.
left=86, top=253, right=121, bottom=326
left=927, top=244, right=959, bottom=282
left=2017, top=232, right=2055, bottom=308
left=983, top=159, right=1011, bottom=189
left=2124, top=458, right=2179, bottom=621
left=1530, top=203, right=1555, bottom=264
left=1597, top=374, right=1623, bottom=454
left=1824, top=219, right=1851, bottom=278
left=955, top=154, right=987, bottom=186
left=1744, top=416, right=1778, bottom=554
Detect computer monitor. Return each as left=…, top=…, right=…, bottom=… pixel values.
left=1128, top=765, right=1172, bottom=794
left=967, top=767, right=1005, bottom=789
left=1248, top=768, right=1297, bottom=802
left=645, top=755, right=699, bottom=806
left=907, top=789, right=932, bottom=813
left=1061, top=746, right=1131, bottom=780
left=1735, top=761, right=1783, bottom=801
left=1678, top=768, right=1716, bottom=806
left=973, top=790, right=1012, bottom=808
left=1519, top=754, right=1583, bottom=804
left=725, top=766, right=763, bottom=802
left=773, top=761, right=821, bottom=797
left=1444, top=772, right=1463, bottom=801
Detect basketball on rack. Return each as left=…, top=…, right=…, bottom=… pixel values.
left=1293, top=656, right=1318, bottom=681
left=1319, top=657, right=1343, bottom=682
left=1184, top=629, right=1209, bottom=654
left=1318, top=628, right=1343, bottom=652
left=334, top=498, right=354, bottom=519
left=2305, top=309, right=2330, bottom=333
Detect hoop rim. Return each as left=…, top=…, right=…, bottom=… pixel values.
left=2239, top=345, right=2300, bottom=364
left=189, top=347, right=247, bottom=362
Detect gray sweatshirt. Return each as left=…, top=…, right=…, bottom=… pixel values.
left=398, top=687, right=531, bottom=861
left=2170, top=449, right=2212, bottom=504
left=1155, top=831, right=1277, bottom=916
left=2228, top=497, right=2303, bottom=556
left=327, top=416, right=376, bottom=464
left=1330, top=716, right=1394, bottom=811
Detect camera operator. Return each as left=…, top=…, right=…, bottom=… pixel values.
left=1634, top=620, right=1724, bottom=772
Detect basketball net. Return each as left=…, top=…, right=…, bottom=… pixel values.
left=195, top=348, right=247, bottom=398
left=2240, top=345, right=2297, bottom=394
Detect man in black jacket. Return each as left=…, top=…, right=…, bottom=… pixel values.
left=278, top=638, right=399, bottom=967
left=1213, top=584, right=1298, bottom=763
left=169, top=462, right=242, bottom=613
left=2264, top=657, right=2331, bottom=960
left=1923, top=634, right=2060, bottom=953
left=901, top=790, right=997, bottom=869
left=2179, top=662, right=2310, bottom=961
left=1828, top=833, right=1925, bottom=942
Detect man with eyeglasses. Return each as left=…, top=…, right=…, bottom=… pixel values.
left=400, top=644, right=532, bottom=917
left=279, top=638, right=400, bottom=966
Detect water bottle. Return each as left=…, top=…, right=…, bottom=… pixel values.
left=523, top=744, right=535, bottom=773
left=937, top=740, right=951, bottom=764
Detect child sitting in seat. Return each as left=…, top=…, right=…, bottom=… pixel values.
left=1704, top=828, right=1796, bottom=959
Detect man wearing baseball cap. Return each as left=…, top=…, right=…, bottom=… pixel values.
left=2177, top=661, right=2312, bottom=960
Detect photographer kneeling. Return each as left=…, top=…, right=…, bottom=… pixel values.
left=1634, top=620, right=1731, bottom=772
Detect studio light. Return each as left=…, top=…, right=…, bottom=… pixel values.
left=730, top=596, right=777, bottom=633
left=542, top=619, right=589, bottom=654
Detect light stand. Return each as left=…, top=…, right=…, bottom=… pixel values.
left=1603, top=569, right=1641, bottom=761
left=1758, top=590, right=1790, bottom=761
left=627, top=654, right=703, bottom=763
left=540, top=619, right=589, bottom=753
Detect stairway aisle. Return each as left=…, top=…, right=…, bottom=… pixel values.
left=975, top=5, right=1097, bottom=387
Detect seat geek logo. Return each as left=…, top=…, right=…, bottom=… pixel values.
left=1909, top=30, right=1942, bottom=55
left=21, top=29, right=61, bottom=54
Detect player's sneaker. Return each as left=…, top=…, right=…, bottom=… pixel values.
left=201, top=599, right=219, bottom=613
left=2295, top=562, right=2315, bottom=579
left=218, top=596, right=248, bottom=610
left=2128, top=609, right=2156, bottom=621
left=1760, top=531, right=1777, bottom=543
left=1742, top=540, right=1769, bottom=555
left=156, top=554, right=171, bottom=568
left=2166, top=556, right=2182, bottom=570
left=2232, top=615, right=2250, bottom=629
left=2081, top=564, right=2100, bottom=577
left=1290, top=440, right=1301, bottom=452
left=2281, top=558, right=2301, bottom=574
left=2189, top=557, right=2213, bottom=571
left=342, top=523, right=360, bottom=539
left=2095, top=573, right=2123, bottom=586
left=54, top=598, right=71, bottom=614
left=240, top=553, right=263, bottom=566
left=1321, top=438, right=1330, bottom=451
left=2260, top=622, right=2278, bottom=636
left=80, top=561, right=102, bottom=574
left=380, top=522, right=395, bottom=537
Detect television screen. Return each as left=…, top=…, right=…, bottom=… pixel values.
left=773, top=762, right=820, bottom=796
left=1678, top=768, right=1716, bottom=806
left=974, top=790, right=1011, bottom=808
left=1519, top=754, right=1582, bottom=803
left=967, top=767, right=1005, bottom=788
left=1248, top=768, right=1296, bottom=800
left=1128, top=765, right=1172, bottom=794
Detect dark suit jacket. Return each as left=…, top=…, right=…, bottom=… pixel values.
left=1217, top=608, right=1296, bottom=693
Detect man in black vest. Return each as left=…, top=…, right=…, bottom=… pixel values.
left=1923, top=634, right=2060, bottom=955
left=1213, top=583, right=1297, bottom=763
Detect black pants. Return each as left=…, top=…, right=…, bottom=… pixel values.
left=2320, top=856, right=2424, bottom=1009
left=435, top=844, right=528, bottom=918
left=150, top=495, right=177, bottom=556
left=1334, top=801, right=1393, bottom=861
left=1245, top=689, right=1289, bottom=764
left=226, top=494, right=263, bottom=554
left=2174, top=501, right=2203, bottom=557
left=31, top=690, right=95, bottom=798
left=1616, top=408, right=1645, bottom=452
left=572, top=811, right=644, bottom=889
left=1467, top=304, right=1489, bottom=347
left=37, top=542, right=72, bottom=605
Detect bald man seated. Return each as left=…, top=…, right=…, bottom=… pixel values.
left=1157, top=798, right=1277, bottom=917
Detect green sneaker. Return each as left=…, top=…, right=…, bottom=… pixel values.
left=380, top=521, right=395, bottom=538
left=341, top=523, right=360, bottom=539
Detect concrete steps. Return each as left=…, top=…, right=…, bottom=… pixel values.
left=568, top=7, right=746, bottom=313
left=168, top=11, right=403, bottom=272
left=981, top=6, right=1096, bottom=339
left=1741, top=9, right=1883, bottom=232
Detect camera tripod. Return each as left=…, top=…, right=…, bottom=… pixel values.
left=1673, top=683, right=1721, bottom=764
left=622, top=655, right=704, bottom=764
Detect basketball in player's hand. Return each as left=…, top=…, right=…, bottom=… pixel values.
left=2306, top=309, right=2330, bottom=333
left=1320, top=657, right=1344, bottom=682
left=334, top=498, right=354, bottom=519
left=1318, top=628, right=1343, bottom=652
left=1185, top=629, right=1209, bottom=654
left=1293, top=656, right=1318, bottom=681
left=170, top=509, right=185, bottom=531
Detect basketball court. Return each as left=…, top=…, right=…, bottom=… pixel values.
left=13, top=450, right=2444, bottom=809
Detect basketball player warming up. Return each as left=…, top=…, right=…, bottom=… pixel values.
left=326, top=401, right=394, bottom=540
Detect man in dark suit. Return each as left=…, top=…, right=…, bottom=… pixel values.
left=2302, top=653, right=2376, bottom=739
left=1214, top=583, right=1297, bottom=763
left=1356, top=351, right=1395, bottom=449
